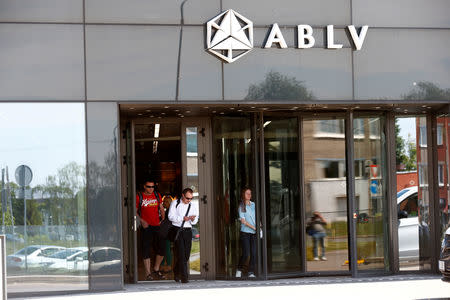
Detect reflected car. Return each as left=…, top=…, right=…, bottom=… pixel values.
left=6, top=245, right=66, bottom=270
left=90, top=247, right=121, bottom=273
left=192, top=227, right=200, bottom=241
left=40, top=247, right=88, bottom=271
left=439, top=227, right=450, bottom=281
left=397, top=186, right=419, bottom=261
left=4, top=233, right=24, bottom=244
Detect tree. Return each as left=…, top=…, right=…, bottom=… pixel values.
left=403, top=81, right=450, bottom=100
left=245, top=71, right=314, bottom=101
left=395, top=119, right=408, bottom=169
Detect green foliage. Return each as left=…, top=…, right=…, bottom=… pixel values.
left=245, top=71, right=314, bottom=101
left=403, top=81, right=450, bottom=101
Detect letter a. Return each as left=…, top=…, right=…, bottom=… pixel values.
left=264, top=23, right=288, bottom=48
left=347, top=25, right=369, bottom=50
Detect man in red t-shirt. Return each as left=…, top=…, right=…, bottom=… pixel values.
left=136, top=180, right=166, bottom=280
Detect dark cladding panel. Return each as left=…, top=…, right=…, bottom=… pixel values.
left=354, top=29, right=450, bottom=101
left=86, top=0, right=220, bottom=24
left=353, top=0, right=450, bottom=28
left=222, top=0, right=350, bottom=26
left=86, top=25, right=179, bottom=101
left=0, top=0, right=82, bottom=22
left=87, top=102, right=122, bottom=291
left=0, top=24, right=84, bottom=101
left=223, top=48, right=352, bottom=101
left=178, top=27, right=222, bottom=100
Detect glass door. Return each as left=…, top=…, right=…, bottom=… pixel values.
left=181, top=119, right=211, bottom=279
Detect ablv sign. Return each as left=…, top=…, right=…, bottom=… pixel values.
left=206, top=9, right=369, bottom=63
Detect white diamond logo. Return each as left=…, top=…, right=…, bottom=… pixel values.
left=206, top=9, right=253, bottom=63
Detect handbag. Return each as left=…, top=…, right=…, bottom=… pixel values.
left=158, top=218, right=172, bottom=240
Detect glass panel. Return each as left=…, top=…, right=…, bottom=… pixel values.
left=86, top=25, right=179, bottom=101
left=303, top=118, right=349, bottom=271
left=185, top=127, right=200, bottom=275
left=354, top=116, right=389, bottom=271
left=134, top=122, right=181, bottom=281
left=0, top=0, right=82, bottom=22
left=224, top=49, right=352, bottom=101
left=0, top=24, right=84, bottom=101
left=86, top=102, right=122, bottom=289
left=86, top=0, right=220, bottom=24
left=264, top=117, right=301, bottom=273
left=354, top=29, right=450, bottom=101
left=222, top=0, right=350, bottom=25
left=436, top=113, right=449, bottom=243
left=213, top=117, right=253, bottom=278
left=0, top=103, right=87, bottom=293
left=353, top=0, right=450, bottom=28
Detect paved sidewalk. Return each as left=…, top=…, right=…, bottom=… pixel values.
left=22, top=274, right=450, bottom=300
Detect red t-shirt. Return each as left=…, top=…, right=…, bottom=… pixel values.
left=136, top=192, right=161, bottom=226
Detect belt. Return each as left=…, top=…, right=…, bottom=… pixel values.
left=174, top=226, right=192, bottom=231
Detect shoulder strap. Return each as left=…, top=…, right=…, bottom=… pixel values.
left=154, top=192, right=162, bottom=220
left=179, top=203, right=191, bottom=228
left=176, top=198, right=181, bottom=208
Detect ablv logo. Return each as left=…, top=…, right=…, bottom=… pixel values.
left=206, top=9, right=253, bottom=63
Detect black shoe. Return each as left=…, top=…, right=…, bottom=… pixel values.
left=181, top=279, right=189, bottom=283
left=174, top=275, right=180, bottom=282
left=152, top=270, right=166, bottom=280
left=145, top=274, right=154, bottom=281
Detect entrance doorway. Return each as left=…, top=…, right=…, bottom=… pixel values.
left=122, top=117, right=212, bottom=283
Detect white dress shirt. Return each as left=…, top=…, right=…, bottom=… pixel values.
left=168, top=199, right=199, bottom=228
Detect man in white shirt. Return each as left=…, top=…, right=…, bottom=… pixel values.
left=168, top=188, right=199, bottom=283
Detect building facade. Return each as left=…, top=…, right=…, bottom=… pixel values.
left=0, top=1, right=449, bottom=297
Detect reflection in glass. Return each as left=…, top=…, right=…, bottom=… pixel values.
left=303, top=118, right=349, bottom=271
left=354, top=116, right=389, bottom=271
left=395, top=117, right=424, bottom=270
left=213, top=117, right=253, bottom=278
left=0, top=103, right=87, bottom=293
left=87, top=102, right=121, bottom=290
left=436, top=113, right=449, bottom=241
left=264, top=117, right=301, bottom=273
left=185, top=127, right=201, bottom=275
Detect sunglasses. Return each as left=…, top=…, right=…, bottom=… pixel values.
left=185, top=197, right=193, bottom=200
left=145, top=185, right=155, bottom=188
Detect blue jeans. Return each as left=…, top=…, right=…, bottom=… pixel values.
left=312, top=232, right=326, bottom=258
left=238, top=232, right=256, bottom=273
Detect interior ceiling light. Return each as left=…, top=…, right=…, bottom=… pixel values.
left=129, top=107, right=135, bottom=110
left=263, top=121, right=271, bottom=127
left=146, top=109, right=151, bottom=112
left=185, top=111, right=191, bottom=113
left=164, top=106, right=169, bottom=109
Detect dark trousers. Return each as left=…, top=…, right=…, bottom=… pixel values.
left=173, top=228, right=192, bottom=281
left=238, top=232, right=256, bottom=273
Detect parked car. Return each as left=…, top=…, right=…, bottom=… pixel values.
left=397, top=186, right=419, bottom=261
left=6, top=245, right=66, bottom=270
left=4, top=233, right=24, bottom=244
left=439, top=226, right=450, bottom=281
left=40, top=247, right=88, bottom=271
left=192, top=227, right=200, bottom=241
left=89, top=246, right=121, bottom=273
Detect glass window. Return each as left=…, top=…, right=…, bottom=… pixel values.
left=213, top=116, right=254, bottom=278
left=353, top=0, right=450, bottom=28
left=437, top=124, right=443, bottom=146
left=395, top=116, right=431, bottom=271
left=224, top=49, right=352, bottom=101
left=304, top=118, right=349, bottom=272
left=264, top=117, right=301, bottom=273
left=419, top=126, right=427, bottom=147
left=86, top=25, right=179, bottom=101
left=437, top=113, right=449, bottom=239
left=0, top=0, right=82, bottom=22
left=86, top=102, right=121, bottom=289
left=438, top=164, right=444, bottom=186
left=0, top=103, right=87, bottom=293
left=86, top=0, right=219, bottom=24
left=354, top=116, right=389, bottom=271
left=354, top=29, right=450, bottom=101
left=222, top=0, right=350, bottom=25
left=317, top=120, right=345, bottom=135
left=0, top=24, right=84, bottom=101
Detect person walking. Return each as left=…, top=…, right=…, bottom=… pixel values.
left=168, top=188, right=199, bottom=283
left=307, top=211, right=327, bottom=261
left=236, top=187, right=257, bottom=278
left=136, top=180, right=166, bottom=280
